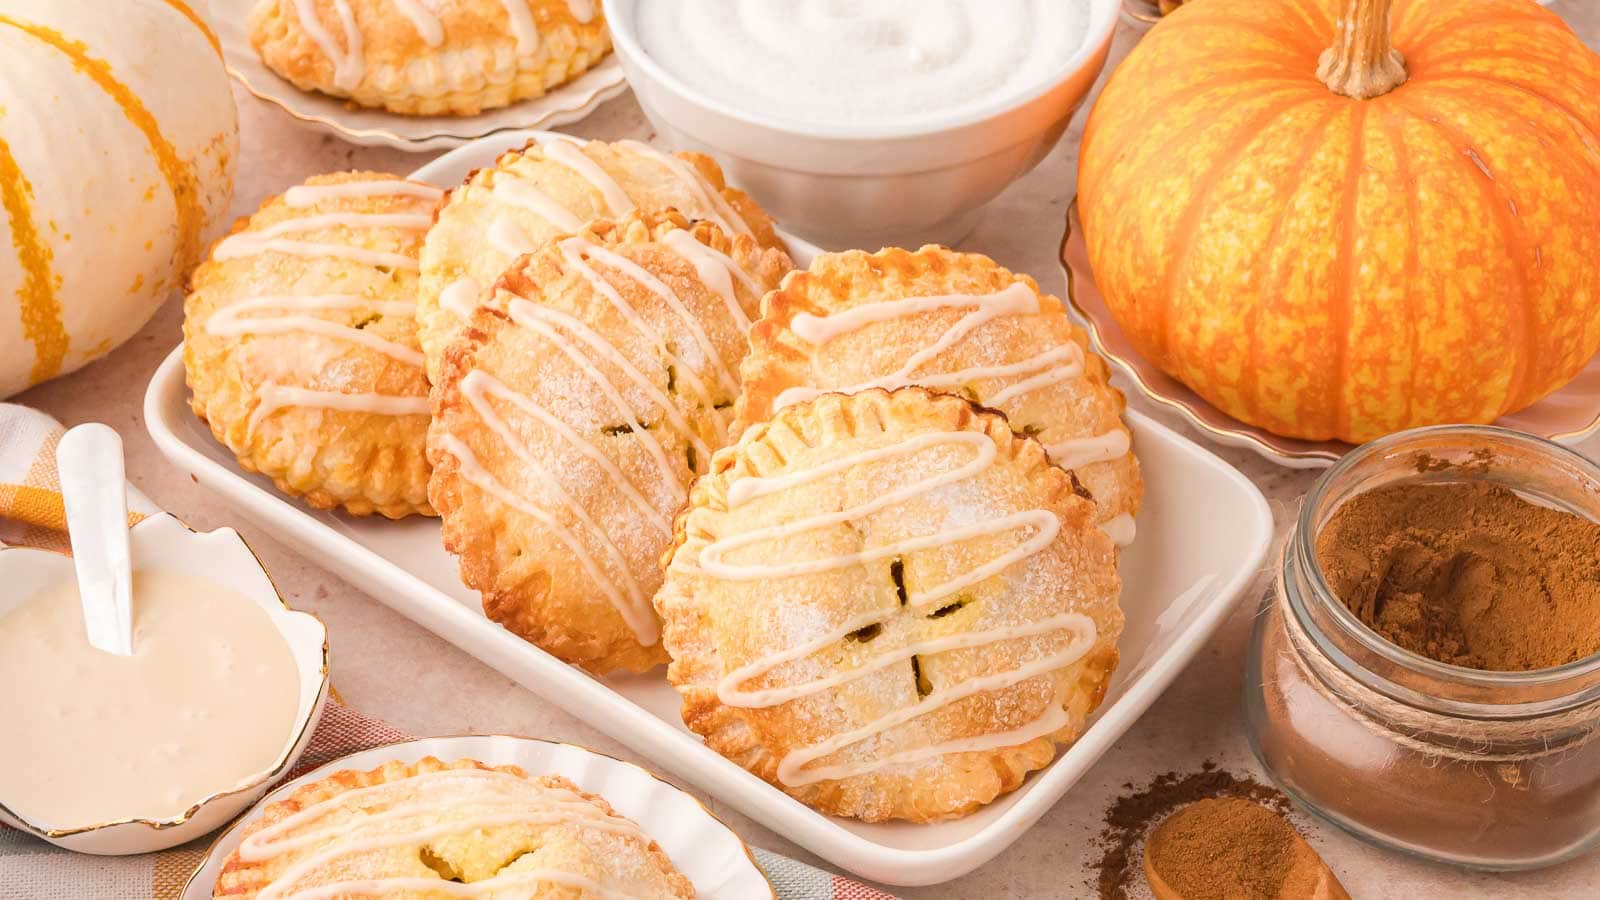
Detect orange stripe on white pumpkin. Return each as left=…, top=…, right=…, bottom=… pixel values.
left=0, top=16, right=204, bottom=283
left=0, top=133, right=65, bottom=385
left=158, top=0, right=222, bottom=57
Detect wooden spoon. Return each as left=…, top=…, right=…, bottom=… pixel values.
left=1143, top=798, right=1351, bottom=900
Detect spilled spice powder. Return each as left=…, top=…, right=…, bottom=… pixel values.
left=1316, top=481, right=1600, bottom=671
left=1090, top=762, right=1289, bottom=900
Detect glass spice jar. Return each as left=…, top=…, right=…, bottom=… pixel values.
left=1244, top=425, right=1600, bottom=870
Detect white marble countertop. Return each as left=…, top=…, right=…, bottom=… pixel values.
left=18, top=4, right=1600, bottom=897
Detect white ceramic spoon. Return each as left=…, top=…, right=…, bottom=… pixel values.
left=56, top=423, right=133, bottom=656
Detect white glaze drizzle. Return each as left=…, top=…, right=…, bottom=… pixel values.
left=539, top=138, right=635, bottom=216
left=248, top=386, right=429, bottom=435
left=1100, top=512, right=1136, bottom=548
left=435, top=234, right=757, bottom=644
left=455, top=369, right=657, bottom=643
left=222, top=179, right=434, bottom=433
left=250, top=212, right=432, bottom=239
left=559, top=237, right=738, bottom=405
left=213, top=211, right=424, bottom=271
left=207, top=295, right=422, bottom=366
left=772, top=283, right=1084, bottom=410
left=698, top=429, right=1096, bottom=786
left=293, top=0, right=363, bottom=91
left=391, top=0, right=444, bottom=46
left=1045, top=428, right=1130, bottom=471
left=498, top=0, right=540, bottom=56
left=567, top=0, right=598, bottom=23
left=241, top=769, right=643, bottom=900
left=615, top=139, right=754, bottom=238
left=281, top=873, right=631, bottom=900
left=437, top=432, right=657, bottom=644
left=492, top=176, right=586, bottom=233
left=506, top=297, right=708, bottom=500
left=487, top=217, right=534, bottom=258
left=660, top=229, right=758, bottom=330
left=774, top=282, right=1136, bottom=488
left=439, top=277, right=482, bottom=318
left=285, top=181, right=442, bottom=208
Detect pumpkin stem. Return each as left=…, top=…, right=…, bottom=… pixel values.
left=1317, top=0, right=1408, bottom=100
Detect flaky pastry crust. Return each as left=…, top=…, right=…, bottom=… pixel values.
left=418, top=137, right=781, bottom=382
left=658, top=388, right=1123, bottom=822
left=249, top=0, right=611, bottom=115
left=184, top=171, right=440, bottom=518
left=428, top=210, right=793, bottom=674
left=214, top=756, right=694, bottom=899
left=739, top=246, right=1143, bottom=536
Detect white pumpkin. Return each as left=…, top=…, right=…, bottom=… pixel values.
left=0, top=0, right=237, bottom=397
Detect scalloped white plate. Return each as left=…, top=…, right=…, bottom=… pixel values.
left=1059, top=201, right=1600, bottom=469
left=180, top=735, right=772, bottom=899
left=212, top=0, right=628, bottom=151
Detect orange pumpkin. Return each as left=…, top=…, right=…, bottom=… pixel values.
left=1078, top=0, right=1600, bottom=442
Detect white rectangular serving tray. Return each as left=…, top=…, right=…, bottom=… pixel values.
left=142, top=133, right=1275, bottom=886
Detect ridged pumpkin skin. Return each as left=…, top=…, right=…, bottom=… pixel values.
left=1078, top=0, right=1600, bottom=442
left=0, top=0, right=237, bottom=398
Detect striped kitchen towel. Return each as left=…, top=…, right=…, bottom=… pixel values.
left=0, top=402, right=898, bottom=899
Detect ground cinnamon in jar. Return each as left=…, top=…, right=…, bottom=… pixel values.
left=1315, top=481, right=1600, bottom=671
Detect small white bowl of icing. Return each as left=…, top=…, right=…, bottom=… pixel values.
left=605, top=0, right=1122, bottom=248
left=0, top=514, right=328, bottom=855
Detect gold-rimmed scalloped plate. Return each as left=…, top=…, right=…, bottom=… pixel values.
left=213, top=0, right=629, bottom=151
left=180, top=734, right=774, bottom=899
left=1059, top=200, right=1600, bottom=469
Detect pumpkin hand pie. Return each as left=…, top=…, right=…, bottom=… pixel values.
left=428, top=210, right=793, bottom=674
left=184, top=171, right=443, bottom=518
left=658, top=388, right=1124, bottom=822
left=248, top=0, right=610, bottom=115
left=213, top=756, right=694, bottom=899
left=740, top=246, right=1142, bottom=547
left=418, top=136, right=783, bottom=382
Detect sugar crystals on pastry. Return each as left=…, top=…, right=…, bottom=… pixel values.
left=248, top=0, right=611, bottom=115
left=740, top=246, right=1143, bottom=547
left=418, top=135, right=783, bottom=382
left=213, top=756, right=695, bottom=899
left=657, top=388, right=1124, bottom=822
left=184, top=171, right=442, bottom=518
left=428, top=210, right=793, bottom=674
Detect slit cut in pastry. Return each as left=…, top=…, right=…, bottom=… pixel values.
left=212, top=756, right=695, bottom=899
left=739, top=245, right=1144, bottom=547
left=428, top=210, right=794, bottom=674
left=418, top=136, right=782, bottom=382
left=658, top=388, right=1124, bottom=822
left=184, top=171, right=442, bottom=518
left=248, top=0, right=611, bottom=115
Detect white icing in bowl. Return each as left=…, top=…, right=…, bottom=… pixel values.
left=0, top=514, right=328, bottom=855
left=634, top=0, right=1090, bottom=130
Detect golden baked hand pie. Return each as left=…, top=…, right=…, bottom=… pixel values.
left=248, top=0, right=610, bottom=115
left=418, top=136, right=782, bottom=382
left=740, top=246, right=1143, bottom=547
left=428, top=211, right=793, bottom=674
left=184, top=171, right=442, bottom=518
left=658, top=388, right=1124, bottom=822
left=213, top=756, right=695, bottom=899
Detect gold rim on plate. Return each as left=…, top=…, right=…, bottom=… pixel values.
left=181, top=734, right=777, bottom=900
left=1058, top=198, right=1600, bottom=468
